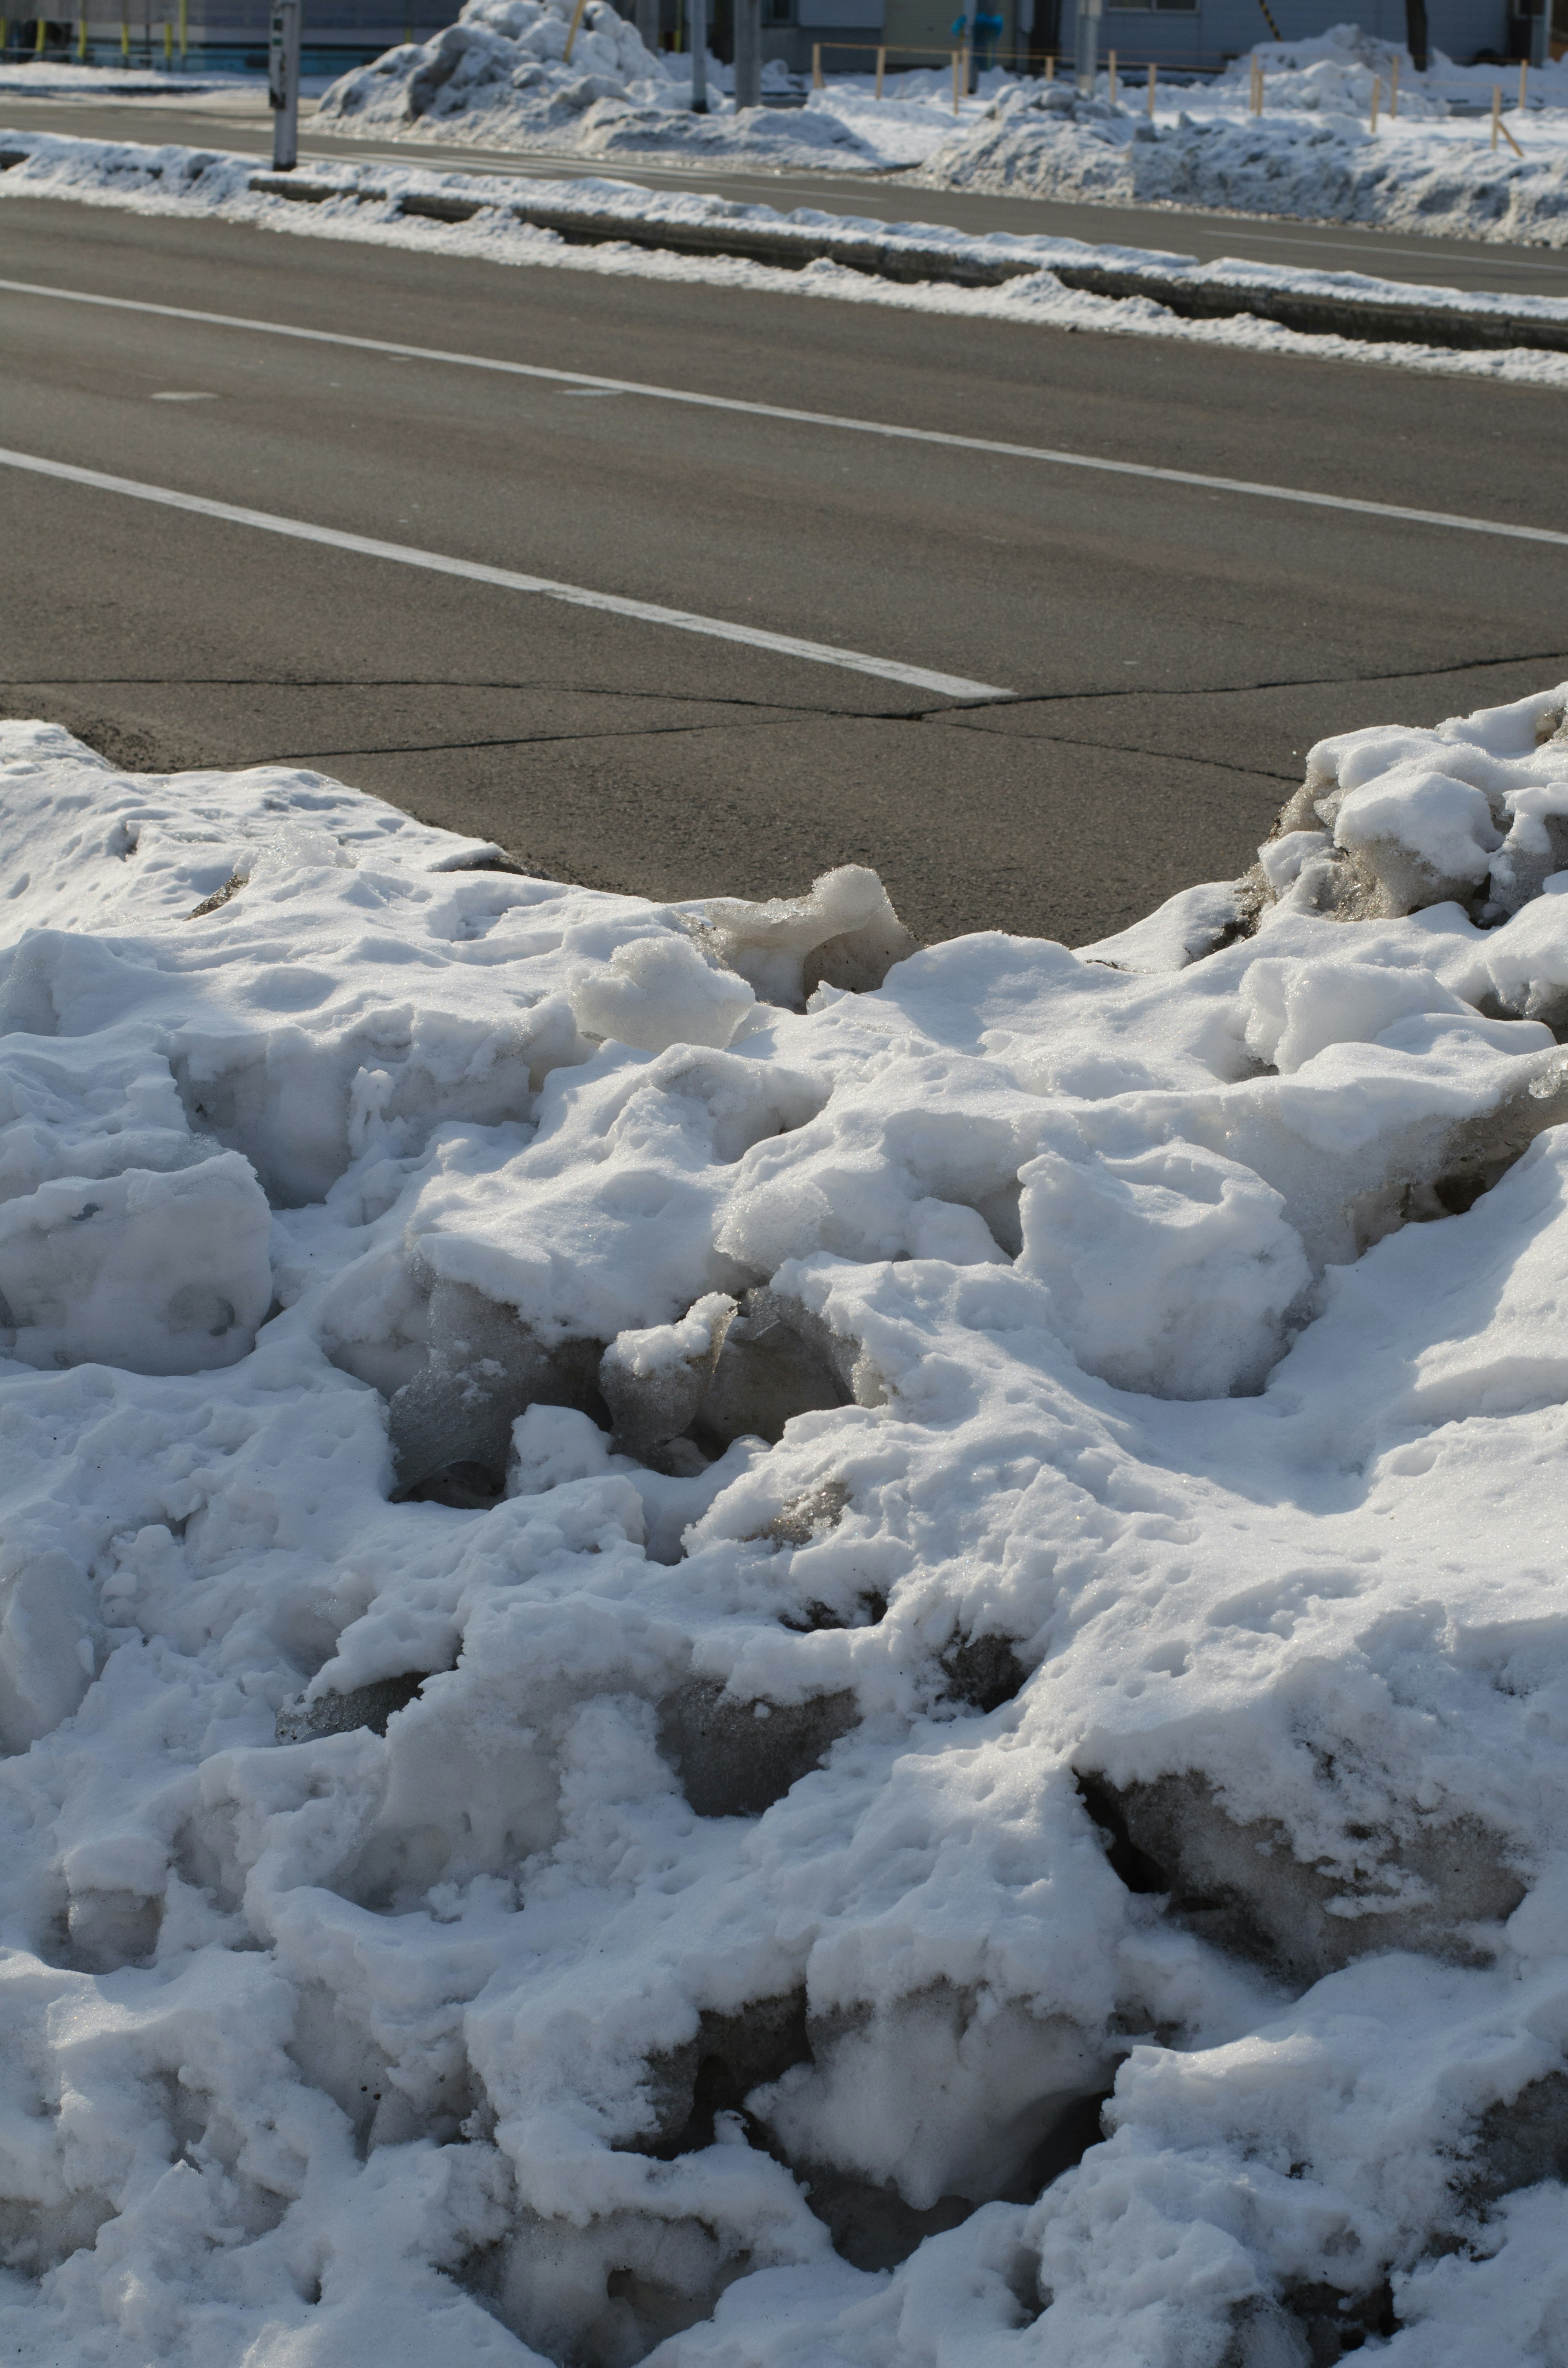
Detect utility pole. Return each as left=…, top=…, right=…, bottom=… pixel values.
left=1073, top=0, right=1098, bottom=94
left=689, top=0, right=706, bottom=108
left=269, top=0, right=301, bottom=171
left=733, top=0, right=760, bottom=109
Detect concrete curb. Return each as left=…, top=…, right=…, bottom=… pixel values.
left=4, top=139, right=1564, bottom=353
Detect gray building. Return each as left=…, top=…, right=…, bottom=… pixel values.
left=8, top=0, right=1533, bottom=85
left=764, top=0, right=1524, bottom=78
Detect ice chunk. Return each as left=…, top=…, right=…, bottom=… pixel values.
left=0, top=1152, right=272, bottom=1375
left=1017, top=1137, right=1309, bottom=1398
left=568, top=933, right=755, bottom=1055
left=691, top=865, right=916, bottom=1010
left=387, top=1276, right=605, bottom=1491
left=599, top=1293, right=737, bottom=1456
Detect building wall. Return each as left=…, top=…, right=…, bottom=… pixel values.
left=780, top=0, right=1512, bottom=69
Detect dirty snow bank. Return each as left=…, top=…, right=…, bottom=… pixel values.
left=920, top=21, right=1568, bottom=246
left=314, top=0, right=890, bottom=169
left=11, top=129, right=1568, bottom=388
left=9, top=693, right=1568, bottom=2362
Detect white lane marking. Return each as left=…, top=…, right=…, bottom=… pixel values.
left=0, top=445, right=1009, bottom=701
left=151, top=390, right=217, bottom=400
left=2, top=275, right=1565, bottom=552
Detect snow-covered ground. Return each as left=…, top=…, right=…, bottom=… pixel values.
left=309, top=10, right=1568, bottom=246
left=9, top=684, right=1568, bottom=2364
left=312, top=0, right=1064, bottom=172
left=9, top=125, right=1568, bottom=387
left=918, top=25, right=1568, bottom=245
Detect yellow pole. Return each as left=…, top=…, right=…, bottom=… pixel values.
left=874, top=41, right=884, bottom=96
left=120, top=1, right=128, bottom=56
left=34, top=11, right=45, bottom=48
left=77, top=13, right=86, bottom=52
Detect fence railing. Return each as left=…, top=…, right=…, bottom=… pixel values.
left=0, top=4, right=189, bottom=60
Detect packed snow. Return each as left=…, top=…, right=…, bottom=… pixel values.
left=7, top=683, right=1568, bottom=2363
left=918, top=23, right=1568, bottom=246
left=313, top=0, right=914, bottom=172
left=9, top=125, right=1568, bottom=387
left=310, top=7, right=1568, bottom=248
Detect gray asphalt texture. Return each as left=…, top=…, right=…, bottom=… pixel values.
left=2, top=164, right=1566, bottom=948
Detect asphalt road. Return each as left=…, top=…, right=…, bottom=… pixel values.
left=3, top=189, right=1566, bottom=948
left=9, top=87, right=1568, bottom=297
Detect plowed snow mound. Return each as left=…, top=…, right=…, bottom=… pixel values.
left=5, top=690, right=1568, bottom=2363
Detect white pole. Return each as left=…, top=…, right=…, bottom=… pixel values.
left=1073, top=0, right=1099, bottom=96
left=268, top=0, right=301, bottom=171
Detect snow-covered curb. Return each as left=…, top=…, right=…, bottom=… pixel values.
left=9, top=684, right=1568, bottom=2363
left=9, top=128, right=1568, bottom=386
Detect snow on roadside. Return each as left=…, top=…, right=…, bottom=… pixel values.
left=313, top=0, right=900, bottom=171
left=8, top=127, right=1568, bottom=388
left=919, top=24, right=1568, bottom=247
left=8, top=684, right=1568, bottom=2363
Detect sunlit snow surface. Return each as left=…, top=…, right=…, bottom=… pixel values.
left=7, top=699, right=1568, bottom=2363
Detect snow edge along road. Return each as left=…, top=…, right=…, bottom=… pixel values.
left=9, top=131, right=1568, bottom=386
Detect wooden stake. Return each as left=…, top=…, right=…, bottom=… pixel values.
left=1044, top=49, right=1054, bottom=78
left=1146, top=58, right=1155, bottom=114
left=1370, top=73, right=1380, bottom=132
left=874, top=42, right=884, bottom=95
left=1520, top=56, right=1528, bottom=110
left=1491, top=83, right=1501, bottom=147
left=1389, top=54, right=1398, bottom=116
left=562, top=0, right=589, bottom=63
left=812, top=39, right=822, bottom=85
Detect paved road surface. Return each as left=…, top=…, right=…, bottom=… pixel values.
left=8, top=88, right=1568, bottom=297
left=2, top=189, right=1565, bottom=946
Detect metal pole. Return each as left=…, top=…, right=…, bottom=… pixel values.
left=732, top=0, right=759, bottom=109
left=688, top=0, right=705, bottom=106
left=268, top=0, right=301, bottom=170
left=1072, top=0, right=1098, bottom=95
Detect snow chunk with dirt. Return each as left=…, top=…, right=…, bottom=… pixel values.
left=920, top=22, right=1568, bottom=249
left=316, top=0, right=884, bottom=167
left=7, top=692, right=1568, bottom=2364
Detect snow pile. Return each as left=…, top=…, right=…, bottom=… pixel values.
left=10, top=691, right=1568, bottom=2361
left=920, top=24, right=1568, bottom=246
left=13, top=127, right=1568, bottom=391
left=315, top=0, right=886, bottom=168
